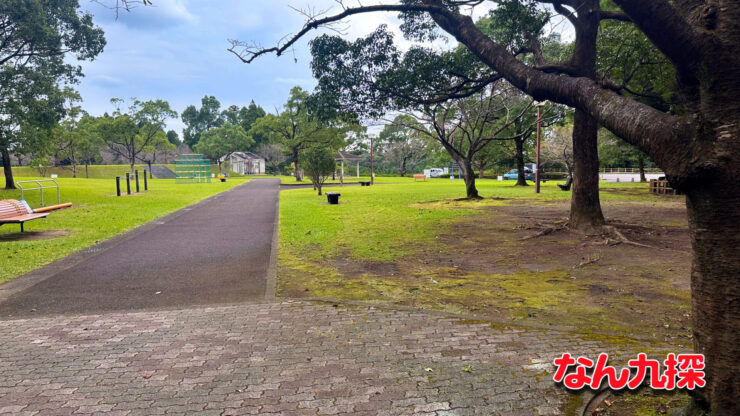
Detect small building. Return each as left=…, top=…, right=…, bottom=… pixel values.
left=335, top=151, right=363, bottom=179
left=222, top=152, right=265, bottom=175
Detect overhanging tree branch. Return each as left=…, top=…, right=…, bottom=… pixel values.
left=227, top=3, right=449, bottom=64
left=423, top=3, right=692, bottom=174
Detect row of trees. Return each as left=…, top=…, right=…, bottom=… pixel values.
left=11, top=96, right=181, bottom=179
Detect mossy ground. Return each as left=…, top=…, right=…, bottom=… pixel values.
left=278, top=179, right=691, bottom=343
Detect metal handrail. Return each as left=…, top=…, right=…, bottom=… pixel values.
left=16, top=179, right=60, bottom=207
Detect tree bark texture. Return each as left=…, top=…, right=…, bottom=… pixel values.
left=293, top=148, right=303, bottom=181
left=1, top=146, right=15, bottom=190
left=514, top=138, right=528, bottom=186
left=569, top=110, right=605, bottom=229
left=461, top=160, right=479, bottom=199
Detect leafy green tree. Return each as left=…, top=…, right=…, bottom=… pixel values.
left=99, top=98, right=177, bottom=174
left=52, top=106, right=105, bottom=178
left=249, top=87, right=345, bottom=181
left=181, top=95, right=223, bottom=148
left=0, top=0, right=105, bottom=188
left=219, top=101, right=268, bottom=150
left=76, top=116, right=106, bottom=179
left=29, top=156, right=51, bottom=178
left=193, top=123, right=254, bottom=172
left=166, top=130, right=180, bottom=145
left=378, top=115, right=427, bottom=177
left=301, top=146, right=336, bottom=195
left=398, top=83, right=540, bottom=199
left=258, top=143, right=287, bottom=175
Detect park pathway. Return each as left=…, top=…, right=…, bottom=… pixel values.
left=0, top=178, right=279, bottom=318
left=0, top=301, right=675, bottom=416
left=0, top=177, right=688, bottom=415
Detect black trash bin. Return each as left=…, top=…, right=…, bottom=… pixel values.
left=326, top=192, right=340, bottom=204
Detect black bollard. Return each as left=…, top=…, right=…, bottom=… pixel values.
left=135, top=170, right=140, bottom=193
left=126, top=173, right=131, bottom=195
left=144, top=170, right=148, bottom=191
left=116, top=177, right=121, bottom=197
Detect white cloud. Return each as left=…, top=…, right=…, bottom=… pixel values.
left=89, top=0, right=196, bottom=29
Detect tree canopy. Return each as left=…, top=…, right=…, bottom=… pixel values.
left=0, top=0, right=105, bottom=188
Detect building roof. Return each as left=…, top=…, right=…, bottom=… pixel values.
left=335, top=151, right=363, bottom=161
left=220, top=151, right=265, bottom=162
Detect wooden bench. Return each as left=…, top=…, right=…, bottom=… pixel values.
left=650, top=179, right=682, bottom=195
left=0, top=200, right=49, bottom=232
left=413, top=174, right=427, bottom=182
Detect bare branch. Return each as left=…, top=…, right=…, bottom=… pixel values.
left=227, top=3, right=450, bottom=64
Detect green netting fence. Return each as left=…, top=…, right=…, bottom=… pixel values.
left=174, top=154, right=211, bottom=183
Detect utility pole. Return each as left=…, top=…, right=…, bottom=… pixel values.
left=370, top=135, right=375, bottom=185
left=534, top=102, right=545, bottom=194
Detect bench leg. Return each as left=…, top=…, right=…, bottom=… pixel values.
left=20, top=223, right=24, bottom=233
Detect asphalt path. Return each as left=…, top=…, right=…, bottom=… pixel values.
left=0, top=179, right=279, bottom=318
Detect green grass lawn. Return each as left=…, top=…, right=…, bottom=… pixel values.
left=258, top=174, right=411, bottom=185
left=9, top=164, right=244, bottom=179
left=0, top=176, right=250, bottom=283
left=279, top=179, right=663, bottom=264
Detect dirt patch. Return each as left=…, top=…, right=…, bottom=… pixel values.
left=281, top=199, right=692, bottom=343
left=331, top=256, right=401, bottom=278
left=0, top=230, right=70, bottom=242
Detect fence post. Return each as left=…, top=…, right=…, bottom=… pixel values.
left=135, top=170, right=140, bottom=193
left=144, top=170, right=148, bottom=191
left=126, top=173, right=131, bottom=195
left=116, top=177, right=121, bottom=197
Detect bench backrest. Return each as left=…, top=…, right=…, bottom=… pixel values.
left=0, top=200, right=33, bottom=219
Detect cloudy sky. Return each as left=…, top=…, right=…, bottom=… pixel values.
left=73, top=1, right=502, bottom=134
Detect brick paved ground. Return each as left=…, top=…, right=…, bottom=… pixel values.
left=0, top=301, right=688, bottom=415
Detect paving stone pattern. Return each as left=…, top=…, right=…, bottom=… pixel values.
left=0, top=301, right=687, bottom=415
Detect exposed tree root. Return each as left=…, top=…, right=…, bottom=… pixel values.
left=519, top=220, right=659, bottom=250
left=600, top=225, right=658, bottom=249
left=520, top=218, right=569, bottom=240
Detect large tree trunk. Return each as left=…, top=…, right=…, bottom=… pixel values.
left=569, top=110, right=605, bottom=229
left=425, top=3, right=738, bottom=412
left=568, top=2, right=605, bottom=230
left=684, top=180, right=740, bottom=415
left=638, top=156, right=647, bottom=182
left=85, top=162, right=89, bottom=179
left=514, top=138, right=528, bottom=186
left=461, top=160, right=479, bottom=199
left=293, top=148, right=303, bottom=181
left=1, top=146, right=16, bottom=190
left=72, top=163, right=77, bottom=179
left=399, top=157, right=407, bottom=177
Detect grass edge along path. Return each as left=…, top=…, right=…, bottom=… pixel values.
left=0, top=176, right=250, bottom=283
